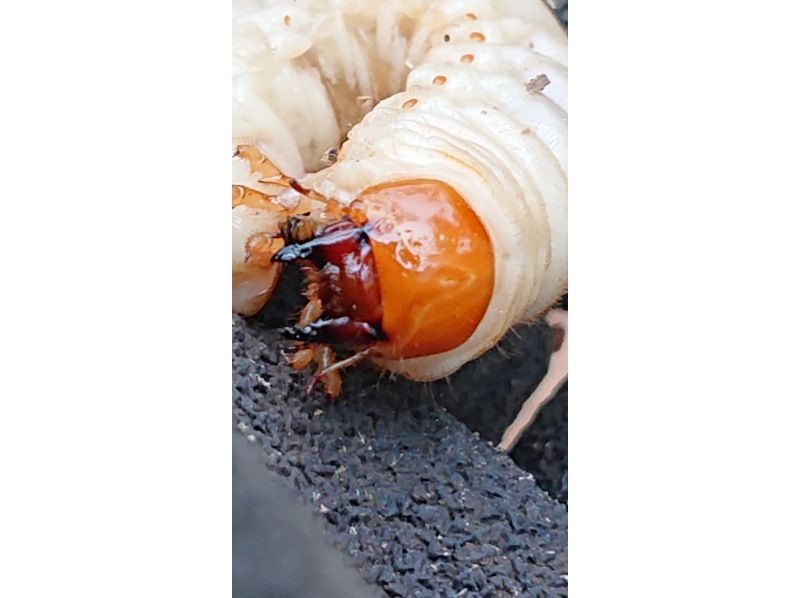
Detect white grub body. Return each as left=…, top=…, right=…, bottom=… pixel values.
left=233, top=0, right=568, bottom=380
left=231, top=203, right=283, bottom=316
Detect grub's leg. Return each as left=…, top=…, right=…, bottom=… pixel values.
left=286, top=282, right=353, bottom=400
left=285, top=290, right=325, bottom=371
left=307, top=345, right=342, bottom=399
left=305, top=347, right=373, bottom=400
left=315, top=348, right=373, bottom=378
left=286, top=346, right=315, bottom=370
left=498, top=308, right=568, bottom=452
left=234, top=144, right=283, bottom=180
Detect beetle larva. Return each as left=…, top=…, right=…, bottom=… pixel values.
left=232, top=0, right=567, bottom=395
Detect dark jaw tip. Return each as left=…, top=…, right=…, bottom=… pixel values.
left=272, top=243, right=313, bottom=263
left=279, top=317, right=384, bottom=344
left=273, top=220, right=370, bottom=265
left=278, top=325, right=317, bottom=341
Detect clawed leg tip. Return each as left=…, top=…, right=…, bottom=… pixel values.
left=304, top=373, right=341, bottom=401
left=304, top=375, right=318, bottom=395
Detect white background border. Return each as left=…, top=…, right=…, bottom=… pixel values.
left=2, top=1, right=799, bottom=596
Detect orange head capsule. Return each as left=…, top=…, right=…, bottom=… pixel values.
left=274, top=179, right=494, bottom=361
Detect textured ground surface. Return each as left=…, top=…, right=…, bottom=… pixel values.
left=233, top=430, right=375, bottom=597
left=234, top=311, right=568, bottom=596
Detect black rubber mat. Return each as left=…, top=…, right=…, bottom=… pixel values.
left=234, top=315, right=568, bottom=597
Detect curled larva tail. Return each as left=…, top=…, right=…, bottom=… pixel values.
left=233, top=0, right=567, bottom=381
